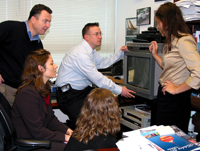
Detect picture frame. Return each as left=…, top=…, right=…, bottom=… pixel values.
left=126, top=17, right=139, bottom=36
left=154, top=10, right=157, bottom=28
left=137, top=7, right=151, bottom=26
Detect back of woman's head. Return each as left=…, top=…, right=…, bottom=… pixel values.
left=18, top=49, right=51, bottom=97
left=156, top=2, right=190, bottom=49
left=73, top=88, right=120, bottom=144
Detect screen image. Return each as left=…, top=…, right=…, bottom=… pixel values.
left=127, top=56, right=150, bottom=90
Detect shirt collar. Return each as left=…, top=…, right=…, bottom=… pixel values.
left=25, top=21, right=40, bottom=43
left=82, top=39, right=95, bottom=55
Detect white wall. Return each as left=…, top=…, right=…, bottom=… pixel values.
left=115, top=0, right=173, bottom=51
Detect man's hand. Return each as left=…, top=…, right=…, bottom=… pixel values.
left=120, top=46, right=128, bottom=52
left=0, top=74, right=4, bottom=85
left=121, top=86, right=135, bottom=98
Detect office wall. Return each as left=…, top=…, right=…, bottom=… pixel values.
left=115, top=0, right=173, bottom=51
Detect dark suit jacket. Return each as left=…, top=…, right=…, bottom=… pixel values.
left=11, top=85, right=68, bottom=151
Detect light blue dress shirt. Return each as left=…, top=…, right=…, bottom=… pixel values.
left=25, top=21, right=40, bottom=42
left=56, top=39, right=124, bottom=95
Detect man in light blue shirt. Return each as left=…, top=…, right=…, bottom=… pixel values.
left=56, top=22, right=135, bottom=129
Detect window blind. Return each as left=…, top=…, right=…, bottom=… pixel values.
left=0, top=0, right=115, bottom=67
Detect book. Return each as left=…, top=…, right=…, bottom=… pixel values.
left=170, top=125, right=191, bottom=140
left=148, top=134, right=200, bottom=151
left=134, top=104, right=151, bottom=115
left=139, top=126, right=165, bottom=151
left=148, top=140, right=165, bottom=151
left=139, top=125, right=200, bottom=151
left=140, top=128, right=159, bottom=139
left=170, top=125, right=200, bottom=146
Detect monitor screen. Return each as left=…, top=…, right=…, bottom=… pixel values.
left=127, top=56, right=150, bottom=90
left=123, top=49, right=162, bottom=100
left=124, top=43, right=163, bottom=100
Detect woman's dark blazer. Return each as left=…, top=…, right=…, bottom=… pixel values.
left=11, top=85, right=68, bottom=150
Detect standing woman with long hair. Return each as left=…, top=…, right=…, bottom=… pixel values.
left=11, top=49, right=73, bottom=151
left=64, top=88, right=120, bottom=151
left=149, top=2, right=200, bottom=133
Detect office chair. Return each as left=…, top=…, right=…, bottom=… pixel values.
left=0, top=92, right=51, bottom=151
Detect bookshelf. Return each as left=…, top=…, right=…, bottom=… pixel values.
left=174, top=0, right=200, bottom=34
left=173, top=0, right=200, bottom=112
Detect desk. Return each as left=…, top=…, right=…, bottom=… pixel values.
left=105, top=75, right=124, bottom=84
left=98, top=148, right=118, bottom=151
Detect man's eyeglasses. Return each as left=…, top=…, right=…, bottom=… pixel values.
left=87, top=32, right=103, bottom=36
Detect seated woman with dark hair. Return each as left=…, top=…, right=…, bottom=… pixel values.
left=11, top=49, right=73, bottom=151
left=64, top=88, right=120, bottom=151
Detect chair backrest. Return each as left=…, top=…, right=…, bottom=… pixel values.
left=0, top=93, right=16, bottom=151
left=0, top=92, right=51, bottom=151
left=0, top=122, right=5, bottom=151
left=0, top=93, right=11, bottom=117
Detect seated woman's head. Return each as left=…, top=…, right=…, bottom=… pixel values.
left=18, top=49, right=58, bottom=97
left=73, top=88, right=120, bottom=144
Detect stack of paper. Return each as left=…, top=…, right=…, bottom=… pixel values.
left=175, top=0, right=200, bottom=21
left=116, top=127, right=159, bottom=151
left=156, top=125, right=175, bottom=136
left=116, top=125, right=200, bottom=151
